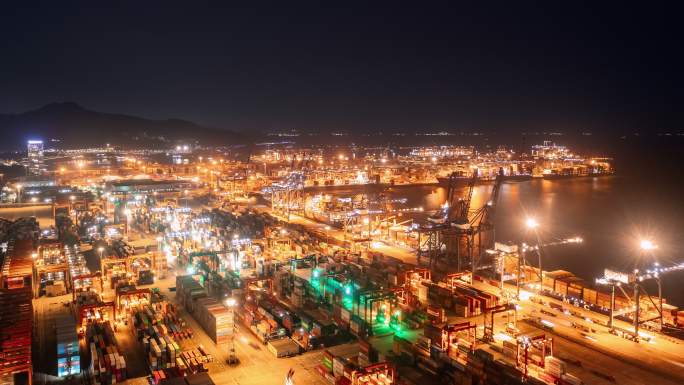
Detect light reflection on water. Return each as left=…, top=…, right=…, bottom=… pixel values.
left=313, top=177, right=684, bottom=305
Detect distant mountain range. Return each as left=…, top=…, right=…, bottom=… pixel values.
left=0, top=102, right=244, bottom=150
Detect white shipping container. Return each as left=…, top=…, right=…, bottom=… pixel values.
left=333, top=357, right=345, bottom=378
left=561, top=373, right=583, bottom=385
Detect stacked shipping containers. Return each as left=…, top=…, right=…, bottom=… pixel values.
left=176, top=276, right=234, bottom=345
left=176, top=276, right=207, bottom=314
left=194, top=298, right=234, bottom=345
left=544, top=356, right=567, bottom=379
left=86, top=321, right=127, bottom=385
left=56, top=315, right=80, bottom=377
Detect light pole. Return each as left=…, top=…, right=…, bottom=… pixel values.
left=225, top=298, right=238, bottom=364
left=525, top=218, right=542, bottom=293
left=98, top=246, right=105, bottom=280
left=156, top=236, right=163, bottom=276
left=324, top=225, right=331, bottom=245
left=123, top=208, right=132, bottom=237
left=635, top=238, right=658, bottom=335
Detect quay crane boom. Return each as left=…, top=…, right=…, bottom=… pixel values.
left=448, top=169, right=478, bottom=224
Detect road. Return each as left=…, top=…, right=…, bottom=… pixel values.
left=253, top=202, right=684, bottom=383
left=0, top=204, right=54, bottom=227
left=468, top=279, right=684, bottom=384
left=119, top=270, right=329, bottom=385
left=33, top=295, right=74, bottom=376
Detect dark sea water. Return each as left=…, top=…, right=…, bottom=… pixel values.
left=386, top=176, right=684, bottom=306
left=321, top=137, right=684, bottom=306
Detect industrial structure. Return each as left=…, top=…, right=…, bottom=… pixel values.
left=26, top=140, right=45, bottom=176
left=0, top=142, right=682, bottom=385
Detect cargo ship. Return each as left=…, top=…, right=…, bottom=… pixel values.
left=542, top=171, right=613, bottom=180
left=436, top=174, right=532, bottom=186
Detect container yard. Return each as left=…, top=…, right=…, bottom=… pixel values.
left=0, top=141, right=680, bottom=385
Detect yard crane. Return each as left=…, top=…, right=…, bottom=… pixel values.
left=482, top=302, right=517, bottom=342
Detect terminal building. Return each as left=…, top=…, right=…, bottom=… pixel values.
left=27, top=140, right=45, bottom=176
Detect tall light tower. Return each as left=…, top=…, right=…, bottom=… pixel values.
left=635, top=238, right=657, bottom=335
left=225, top=297, right=238, bottom=364
left=525, top=217, right=543, bottom=293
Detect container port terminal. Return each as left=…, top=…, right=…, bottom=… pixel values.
left=1, top=141, right=682, bottom=385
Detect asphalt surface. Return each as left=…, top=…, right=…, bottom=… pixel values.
left=259, top=205, right=684, bottom=384
left=0, top=205, right=54, bottom=227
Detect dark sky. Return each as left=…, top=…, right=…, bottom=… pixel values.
left=1, top=2, right=682, bottom=133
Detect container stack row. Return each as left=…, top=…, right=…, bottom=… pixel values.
left=86, top=321, right=127, bottom=385
left=193, top=297, right=234, bottom=345
left=131, top=301, right=194, bottom=344
left=176, top=275, right=207, bottom=314
left=56, top=315, right=80, bottom=377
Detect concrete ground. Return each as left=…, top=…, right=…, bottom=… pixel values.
left=30, top=206, right=684, bottom=385
left=469, top=279, right=684, bottom=384
left=33, top=294, right=74, bottom=377
left=0, top=204, right=54, bottom=227
left=153, top=276, right=329, bottom=385
left=254, top=202, right=684, bottom=384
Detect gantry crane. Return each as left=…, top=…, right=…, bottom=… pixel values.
left=483, top=302, right=517, bottom=342
left=437, top=322, right=478, bottom=357
left=597, top=261, right=684, bottom=337
left=419, top=170, right=478, bottom=269
left=464, top=168, right=505, bottom=273
left=421, top=168, right=506, bottom=274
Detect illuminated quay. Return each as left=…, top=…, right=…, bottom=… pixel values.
left=0, top=139, right=680, bottom=385
left=3, top=3, right=682, bottom=383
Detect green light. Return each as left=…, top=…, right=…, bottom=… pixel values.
left=313, top=270, right=320, bottom=278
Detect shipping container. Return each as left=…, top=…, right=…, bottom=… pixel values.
left=268, top=338, right=300, bottom=358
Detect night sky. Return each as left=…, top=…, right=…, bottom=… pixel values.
left=1, top=2, right=682, bottom=133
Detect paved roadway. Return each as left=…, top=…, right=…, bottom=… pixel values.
left=255, top=202, right=684, bottom=383
left=0, top=205, right=54, bottom=227
left=469, top=280, right=684, bottom=384
left=33, top=295, right=73, bottom=376
left=156, top=276, right=328, bottom=385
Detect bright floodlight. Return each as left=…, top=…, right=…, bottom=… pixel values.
left=225, top=298, right=237, bottom=307
left=640, top=239, right=657, bottom=251
left=98, top=247, right=104, bottom=252
left=525, top=218, right=539, bottom=229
